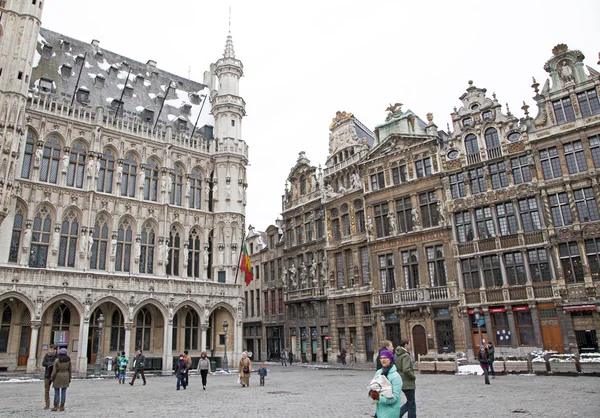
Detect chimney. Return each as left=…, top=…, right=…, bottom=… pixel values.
left=147, top=60, right=157, bottom=68
left=91, top=39, right=100, bottom=47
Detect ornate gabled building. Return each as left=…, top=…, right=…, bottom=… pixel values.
left=0, top=1, right=249, bottom=373
left=242, top=225, right=266, bottom=361
left=364, top=105, right=463, bottom=357
left=281, top=152, right=328, bottom=362
left=323, top=111, right=375, bottom=363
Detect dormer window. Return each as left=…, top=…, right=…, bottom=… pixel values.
left=60, top=40, right=70, bottom=51
left=75, top=54, right=85, bottom=66
left=482, top=110, right=493, bottom=120
left=462, top=117, right=473, bottom=127
left=189, top=92, right=201, bottom=105
left=42, top=44, right=53, bottom=59
left=60, top=63, right=72, bottom=78
left=95, top=50, right=104, bottom=60
left=135, top=74, right=145, bottom=86
left=177, top=118, right=187, bottom=130
left=123, top=85, right=133, bottom=98
left=181, top=103, right=191, bottom=115
left=94, top=74, right=105, bottom=88
left=39, top=78, right=53, bottom=93
left=76, top=87, right=90, bottom=104
left=111, top=99, right=124, bottom=117
left=142, top=108, right=155, bottom=123
left=108, top=65, right=118, bottom=77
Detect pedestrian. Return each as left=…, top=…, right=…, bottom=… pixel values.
left=175, top=354, right=188, bottom=390
left=487, top=342, right=496, bottom=378
left=183, top=350, right=192, bottom=387
left=42, top=344, right=57, bottom=409
left=112, top=352, right=120, bottom=379
left=238, top=351, right=252, bottom=387
left=376, top=340, right=394, bottom=370
left=258, top=362, right=267, bottom=386
left=288, top=350, right=293, bottom=366
left=368, top=349, right=402, bottom=418
left=348, top=343, right=356, bottom=365
left=478, top=345, right=491, bottom=385
left=117, top=351, right=129, bottom=384
left=281, top=348, right=288, bottom=366
left=395, top=339, right=417, bottom=418
left=129, top=348, right=147, bottom=386
left=196, top=351, right=212, bottom=390
left=50, top=347, right=71, bottom=412
left=340, top=347, right=347, bottom=365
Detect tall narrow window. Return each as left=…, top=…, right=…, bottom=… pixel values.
left=341, top=205, right=351, bottom=237
left=184, top=311, right=199, bottom=350
left=462, top=258, right=480, bottom=289
left=355, top=199, right=365, bottom=234
left=527, top=248, right=551, bottom=283
left=345, top=249, right=354, bottom=286
left=553, top=97, right=576, bottom=124
left=539, top=147, right=563, bottom=180
left=504, top=252, right=527, bottom=285
left=455, top=211, right=473, bottom=243
left=391, top=164, right=407, bottom=185
left=58, top=211, right=78, bottom=268
left=29, top=206, right=52, bottom=268
left=167, top=226, right=180, bottom=276
left=574, top=188, right=600, bottom=222
left=449, top=172, right=466, bottom=198
left=189, top=169, right=202, bottom=209
left=426, top=245, right=446, bottom=286
left=9, top=204, right=24, bottom=263
left=360, top=246, right=369, bottom=284
left=140, top=223, right=156, bottom=274
left=419, top=191, right=439, bottom=228
left=589, top=135, right=600, bottom=168
left=21, top=130, right=35, bottom=179
left=121, top=154, right=137, bottom=198
left=585, top=239, right=600, bottom=281
left=511, top=156, right=532, bottom=184
left=475, top=206, right=495, bottom=239
left=370, top=171, right=385, bottom=191
left=549, top=192, right=573, bottom=227
left=170, top=165, right=184, bottom=206
left=468, top=167, right=487, bottom=194
left=495, top=202, right=518, bottom=236
left=379, top=254, right=396, bottom=292
left=563, top=140, right=588, bottom=174
left=110, top=310, right=125, bottom=352
left=559, top=242, right=584, bottom=283
left=135, top=308, right=151, bottom=351
left=67, top=142, right=86, bottom=188
left=484, top=128, right=500, bottom=149
left=187, top=228, right=202, bottom=279
left=115, top=219, right=133, bottom=272
left=518, top=198, right=542, bottom=232
left=415, top=157, right=432, bottom=178
left=335, top=253, right=344, bottom=288
left=482, top=255, right=503, bottom=287
left=97, top=149, right=115, bottom=193
left=330, top=209, right=340, bottom=241
left=39, top=137, right=61, bottom=184
left=489, top=162, right=508, bottom=189
left=300, top=175, right=306, bottom=195
left=374, top=203, right=389, bottom=238
left=0, top=305, right=12, bottom=353
left=464, top=134, right=479, bottom=155
left=144, top=160, right=159, bottom=201
left=91, top=215, right=109, bottom=270
left=402, top=249, right=419, bottom=289
left=51, top=304, right=70, bottom=346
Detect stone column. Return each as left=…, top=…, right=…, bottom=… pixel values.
left=124, top=323, right=132, bottom=355
left=26, top=321, right=41, bottom=373
left=162, top=320, right=173, bottom=373
left=233, top=320, right=243, bottom=368
left=77, top=319, right=90, bottom=375
left=463, top=314, right=474, bottom=360
left=505, top=306, right=519, bottom=349
left=201, top=324, right=209, bottom=352
left=529, top=304, right=543, bottom=348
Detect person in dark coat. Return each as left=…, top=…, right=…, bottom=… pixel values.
left=376, top=340, right=393, bottom=370
left=478, top=345, right=491, bottom=385
left=183, top=350, right=191, bottom=387
left=50, top=348, right=71, bottom=411
left=487, top=342, right=496, bottom=378
left=288, top=350, right=293, bottom=366
left=129, top=348, right=146, bottom=386
left=174, top=354, right=188, bottom=390
left=395, top=339, right=417, bottom=418
left=340, top=347, right=347, bottom=366
left=42, top=345, right=57, bottom=409
left=112, top=352, right=120, bottom=379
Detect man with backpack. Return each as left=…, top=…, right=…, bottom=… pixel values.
left=395, top=339, right=417, bottom=418
left=117, top=351, right=129, bottom=384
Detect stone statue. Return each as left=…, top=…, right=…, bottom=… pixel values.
left=309, top=259, right=317, bottom=280
left=139, top=168, right=145, bottom=187
left=238, top=184, right=243, bottom=200
left=3, top=131, right=13, bottom=154
left=204, top=309, right=210, bottom=324
left=111, top=237, right=117, bottom=257
left=281, top=266, right=287, bottom=283
left=212, top=182, right=218, bottom=198
left=87, top=158, right=95, bottom=177
left=366, top=215, right=374, bottom=237
left=218, top=247, right=224, bottom=266
left=62, top=153, right=69, bottom=173
left=22, top=226, right=31, bottom=247
left=79, top=232, right=87, bottom=253
left=95, top=159, right=101, bottom=176
left=157, top=240, right=166, bottom=264
left=135, top=240, right=141, bottom=259
left=116, top=165, right=123, bottom=183
left=186, top=180, right=191, bottom=199
left=52, top=230, right=60, bottom=251
left=205, top=183, right=210, bottom=197
left=411, top=207, right=421, bottom=228
left=437, top=199, right=447, bottom=226
left=338, top=184, right=347, bottom=194
left=87, top=232, right=94, bottom=252
left=300, top=262, right=307, bottom=287
left=388, top=211, right=397, bottom=235
left=161, top=174, right=168, bottom=193
left=163, top=241, right=169, bottom=265
left=226, top=184, right=231, bottom=199
left=168, top=177, right=172, bottom=194
left=351, top=172, right=361, bottom=190
left=204, top=247, right=209, bottom=266
left=183, top=248, right=189, bottom=267
left=560, top=61, right=574, bottom=82
left=289, top=263, right=297, bottom=288
left=34, top=148, right=43, bottom=168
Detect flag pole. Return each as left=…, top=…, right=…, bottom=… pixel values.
left=234, top=232, right=246, bottom=285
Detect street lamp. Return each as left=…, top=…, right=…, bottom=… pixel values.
left=222, top=320, right=229, bottom=372
left=474, top=308, right=483, bottom=348
left=94, top=313, right=105, bottom=376
left=380, top=314, right=386, bottom=340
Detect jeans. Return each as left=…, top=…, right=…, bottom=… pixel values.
left=400, top=388, right=417, bottom=418
left=53, top=388, right=67, bottom=405
left=114, top=367, right=119, bottom=378
left=119, top=369, right=127, bottom=384
left=482, top=367, right=490, bottom=384
left=176, top=376, right=186, bottom=389
left=489, top=361, right=495, bottom=376
left=281, top=357, right=287, bottom=366
left=200, top=369, right=208, bottom=387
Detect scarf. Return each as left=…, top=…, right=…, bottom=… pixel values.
left=381, top=365, right=392, bottom=377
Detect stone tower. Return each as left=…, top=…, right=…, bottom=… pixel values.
left=0, top=0, right=45, bottom=225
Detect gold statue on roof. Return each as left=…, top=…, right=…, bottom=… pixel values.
left=329, top=111, right=353, bottom=130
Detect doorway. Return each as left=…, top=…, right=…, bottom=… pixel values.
left=411, top=325, right=428, bottom=359
left=435, top=320, right=456, bottom=353
left=538, top=305, right=564, bottom=353
left=291, top=335, right=297, bottom=362
left=364, top=328, right=374, bottom=362
left=321, top=336, right=328, bottom=362
left=386, top=323, right=401, bottom=348
left=17, top=310, right=31, bottom=367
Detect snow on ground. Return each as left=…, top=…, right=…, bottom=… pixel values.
left=456, top=364, right=483, bottom=375
left=0, top=378, right=42, bottom=383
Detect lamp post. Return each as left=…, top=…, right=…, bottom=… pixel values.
left=222, top=320, right=229, bottom=372
left=380, top=314, right=386, bottom=340
left=94, top=313, right=105, bottom=376
left=474, top=308, right=483, bottom=348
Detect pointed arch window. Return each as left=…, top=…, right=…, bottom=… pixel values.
left=121, top=154, right=137, bottom=198
left=140, top=222, right=155, bottom=274
left=184, top=311, right=199, bottom=350
left=97, top=149, right=115, bottom=193
left=30, top=206, right=52, bottom=268
left=110, top=310, right=125, bottom=352
left=21, top=130, right=35, bottom=179
left=58, top=210, right=79, bottom=267
left=172, top=313, right=178, bottom=351
left=135, top=308, right=151, bottom=351
left=464, top=134, right=479, bottom=155
left=67, top=142, right=86, bottom=188
left=187, top=228, right=202, bottom=279
left=167, top=225, right=181, bottom=276
left=189, top=169, right=202, bottom=209
left=0, top=304, right=12, bottom=353
left=484, top=128, right=500, bottom=149
left=9, top=204, right=25, bottom=263
left=91, top=215, right=110, bottom=270
left=88, top=309, right=104, bottom=355
left=115, top=219, right=133, bottom=272
left=144, top=160, right=159, bottom=201
left=40, top=136, right=61, bottom=184
left=51, top=304, right=70, bottom=346
left=170, top=165, right=184, bottom=206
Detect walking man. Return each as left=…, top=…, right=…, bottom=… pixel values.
left=42, top=345, right=57, bottom=409
left=487, top=342, right=496, bottom=378
left=117, top=351, right=128, bottom=384
left=129, top=348, right=146, bottom=386
left=183, top=350, right=192, bottom=387
left=395, top=339, right=417, bottom=418
left=281, top=349, right=288, bottom=366
left=112, top=352, right=120, bottom=379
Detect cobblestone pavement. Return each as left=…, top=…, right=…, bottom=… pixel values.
left=2, top=365, right=599, bottom=417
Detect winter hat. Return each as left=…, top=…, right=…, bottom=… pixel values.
left=59, top=348, right=67, bottom=355
left=380, top=349, right=394, bottom=363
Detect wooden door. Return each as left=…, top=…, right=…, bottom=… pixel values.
left=17, top=326, right=31, bottom=366
left=538, top=304, right=564, bottom=353
left=412, top=325, right=427, bottom=358
left=472, top=330, right=488, bottom=357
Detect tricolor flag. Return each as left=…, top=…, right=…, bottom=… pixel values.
left=240, top=243, right=254, bottom=285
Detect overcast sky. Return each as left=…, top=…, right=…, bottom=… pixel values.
left=42, top=0, right=600, bottom=232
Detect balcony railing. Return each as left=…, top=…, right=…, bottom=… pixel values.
left=285, top=287, right=328, bottom=302
left=456, top=231, right=545, bottom=256
left=466, top=152, right=481, bottom=165
left=486, top=146, right=503, bottom=160
left=373, top=286, right=456, bottom=307
left=362, top=314, right=374, bottom=325
left=464, top=283, right=558, bottom=306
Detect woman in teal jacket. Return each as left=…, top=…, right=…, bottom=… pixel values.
left=368, top=349, right=403, bottom=418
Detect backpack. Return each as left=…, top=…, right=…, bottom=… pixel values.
left=118, top=356, right=128, bottom=369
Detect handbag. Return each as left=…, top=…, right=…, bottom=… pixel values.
left=242, top=358, right=250, bottom=374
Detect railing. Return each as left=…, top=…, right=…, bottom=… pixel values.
left=430, top=286, right=450, bottom=300
left=362, top=314, right=374, bottom=325
left=466, top=152, right=481, bottom=165
left=285, top=287, right=328, bottom=302
left=337, top=317, right=346, bottom=326
left=486, top=146, right=503, bottom=160
left=478, top=237, right=496, bottom=252
left=374, top=286, right=455, bottom=306
left=500, top=235, right=520, bottom=248
left=486, top=288, right=504, bottom=302
left=465, top=291, right=481, bottom=304
left=323, top=149, right=368, bottom=177
left=508, top=286, right=528, bottom=300
left=399, top=289, right=419, bottom=303
left=458, top=242, right=475, bottom=255
left=378, top=292, right=394, bottom=305
left=533, top=284, right=554, bottom=298
left=464, top=284, right=559, bottom=306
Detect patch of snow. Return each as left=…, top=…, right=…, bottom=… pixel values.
left=33, top=48, right=42, bottom=69
left=87, top=73, right=97, bottom=79
left=136, top=106, right=145, bottom=112
left=97, top=59, right=111, bottom=71
left=106, top=98, right=114, bottom=103
left=167, top=114, right=177, bottom=122
left=456, top=365, right=483, bottom=376
left=148, top=93, right=157, bottom=100
left=85, top=62, right=92, bottom=68
left=144, top=79, right=152, bottom=87
left=0, top=378, right=42, bottom=383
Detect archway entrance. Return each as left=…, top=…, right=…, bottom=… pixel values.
left=0, top=297, right=33, bottom=370
left=411, top=325, right=428, bottom=359
left=87, top=303, right=126, bottom=367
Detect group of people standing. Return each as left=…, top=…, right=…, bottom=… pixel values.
left=174, top=350, right=213, bottom=390
left=42, top=345, right=71, bottom=412
left=369, top=339, right=417, bottom=418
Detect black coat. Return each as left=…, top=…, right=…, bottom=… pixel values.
left=133, top=354, right=146, bottom=370
left=42, top=352, right=57, bottom=379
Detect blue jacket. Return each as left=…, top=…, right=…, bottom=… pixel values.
left=368, top=364, right=403, bottom=418
left=258, top=367, right=267, bottom=377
